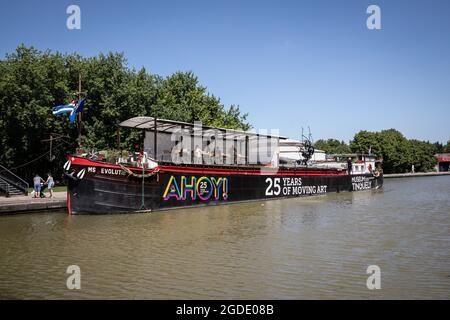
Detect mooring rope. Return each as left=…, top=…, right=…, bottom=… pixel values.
left=119, top=164, right=159, bottom=211
left=0, top=141, right=66, bottom=173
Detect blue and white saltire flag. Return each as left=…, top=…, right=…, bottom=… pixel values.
left=68, top=98, right=86, bottom=123
left=52, top=101, right=76, bottom=116
left=52, top=98, right=86, bottom=124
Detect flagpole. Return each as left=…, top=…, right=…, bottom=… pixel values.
left=77, top=73, right=82, bottom=148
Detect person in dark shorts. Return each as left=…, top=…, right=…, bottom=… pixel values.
left=347, top=157, right=353, bottom=175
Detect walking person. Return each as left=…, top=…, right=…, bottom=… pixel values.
left=45, top=173, right=55, bottom=198
left=411, top=164, right=415, bottom=174
left=32, top=174, right=45, bottom=198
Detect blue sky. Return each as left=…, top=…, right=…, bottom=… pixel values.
left=1, top=0, right=449, bottom=143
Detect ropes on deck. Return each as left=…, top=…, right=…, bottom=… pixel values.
left=119, top=164, right=159, bottom=178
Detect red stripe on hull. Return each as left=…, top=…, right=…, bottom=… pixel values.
left=68, top=155, right=347, bottom=177
left=67, top=191, right=72, bottom=215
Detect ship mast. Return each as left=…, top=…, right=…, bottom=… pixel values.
left=75, top=73, right=86, bottom=148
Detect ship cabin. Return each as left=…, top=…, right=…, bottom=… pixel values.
left=327, top=153, right=381, bottom=174
left=116, top=116, right=288, bottom=169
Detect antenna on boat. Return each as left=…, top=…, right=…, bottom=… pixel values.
left=301, top=127, right=304, bottom=145
left=300, top=126, right=315, bottom=166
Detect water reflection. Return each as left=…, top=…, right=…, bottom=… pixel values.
left=0, top=176, right=449, bottom=299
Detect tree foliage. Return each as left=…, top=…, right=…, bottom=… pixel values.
left=0, top=45, right=250, bottom=181
left=314, top=139, right=351, bottom=154
left=350, top=129, right=438, bottom=173
left=443, top=140, right=450, bottom=153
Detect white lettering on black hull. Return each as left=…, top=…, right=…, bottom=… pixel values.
left=351, top=176, right=373, bottom=191
left=100, top=168, right=125, bottom=176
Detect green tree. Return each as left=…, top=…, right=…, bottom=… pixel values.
left=407, top=139, right=437, bottom=172
left=431, top=141, right=444, bottom=154
left=0, top=45, right=75, bottom=180
left=153, top=71, right=249, bottom=130
left=350, top=129, right=437, bottom=173
left=443, top=140, right=450, bottom=153
left=314, top=139, right=351, bottom=154
left=349, top=130, right=380, bottom=155
left=0, top=45, right=251, bottom=182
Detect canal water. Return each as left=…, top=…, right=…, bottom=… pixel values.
left=0, top=176, right=449, bottom=299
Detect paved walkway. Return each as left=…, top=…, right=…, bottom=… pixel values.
left=384, top=171, right=450, bottom=178
left=0, top=191, right=67, bottom=214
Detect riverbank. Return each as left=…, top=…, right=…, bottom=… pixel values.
left=383, top=171, right=450, bottom=179
left=0, top=192, right=66, bottom=214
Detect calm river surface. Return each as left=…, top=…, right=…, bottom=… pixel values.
left=1, top=176, right=449, bottom=299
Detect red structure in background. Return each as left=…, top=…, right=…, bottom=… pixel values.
left=435, top=154, right=450, bottom=172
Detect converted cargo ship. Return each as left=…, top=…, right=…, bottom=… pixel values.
left=64, top=117, right=383, bottom=214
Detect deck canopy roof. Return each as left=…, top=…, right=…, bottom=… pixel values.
left=119, top=116, right=287, bottom=140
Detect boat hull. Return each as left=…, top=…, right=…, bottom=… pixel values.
left=65, top=157, right=383, bottom=214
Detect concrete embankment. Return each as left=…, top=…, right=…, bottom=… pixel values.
left=0, top=192, right=66, bottom=214
left=384, top=172, right=450, bottom=179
